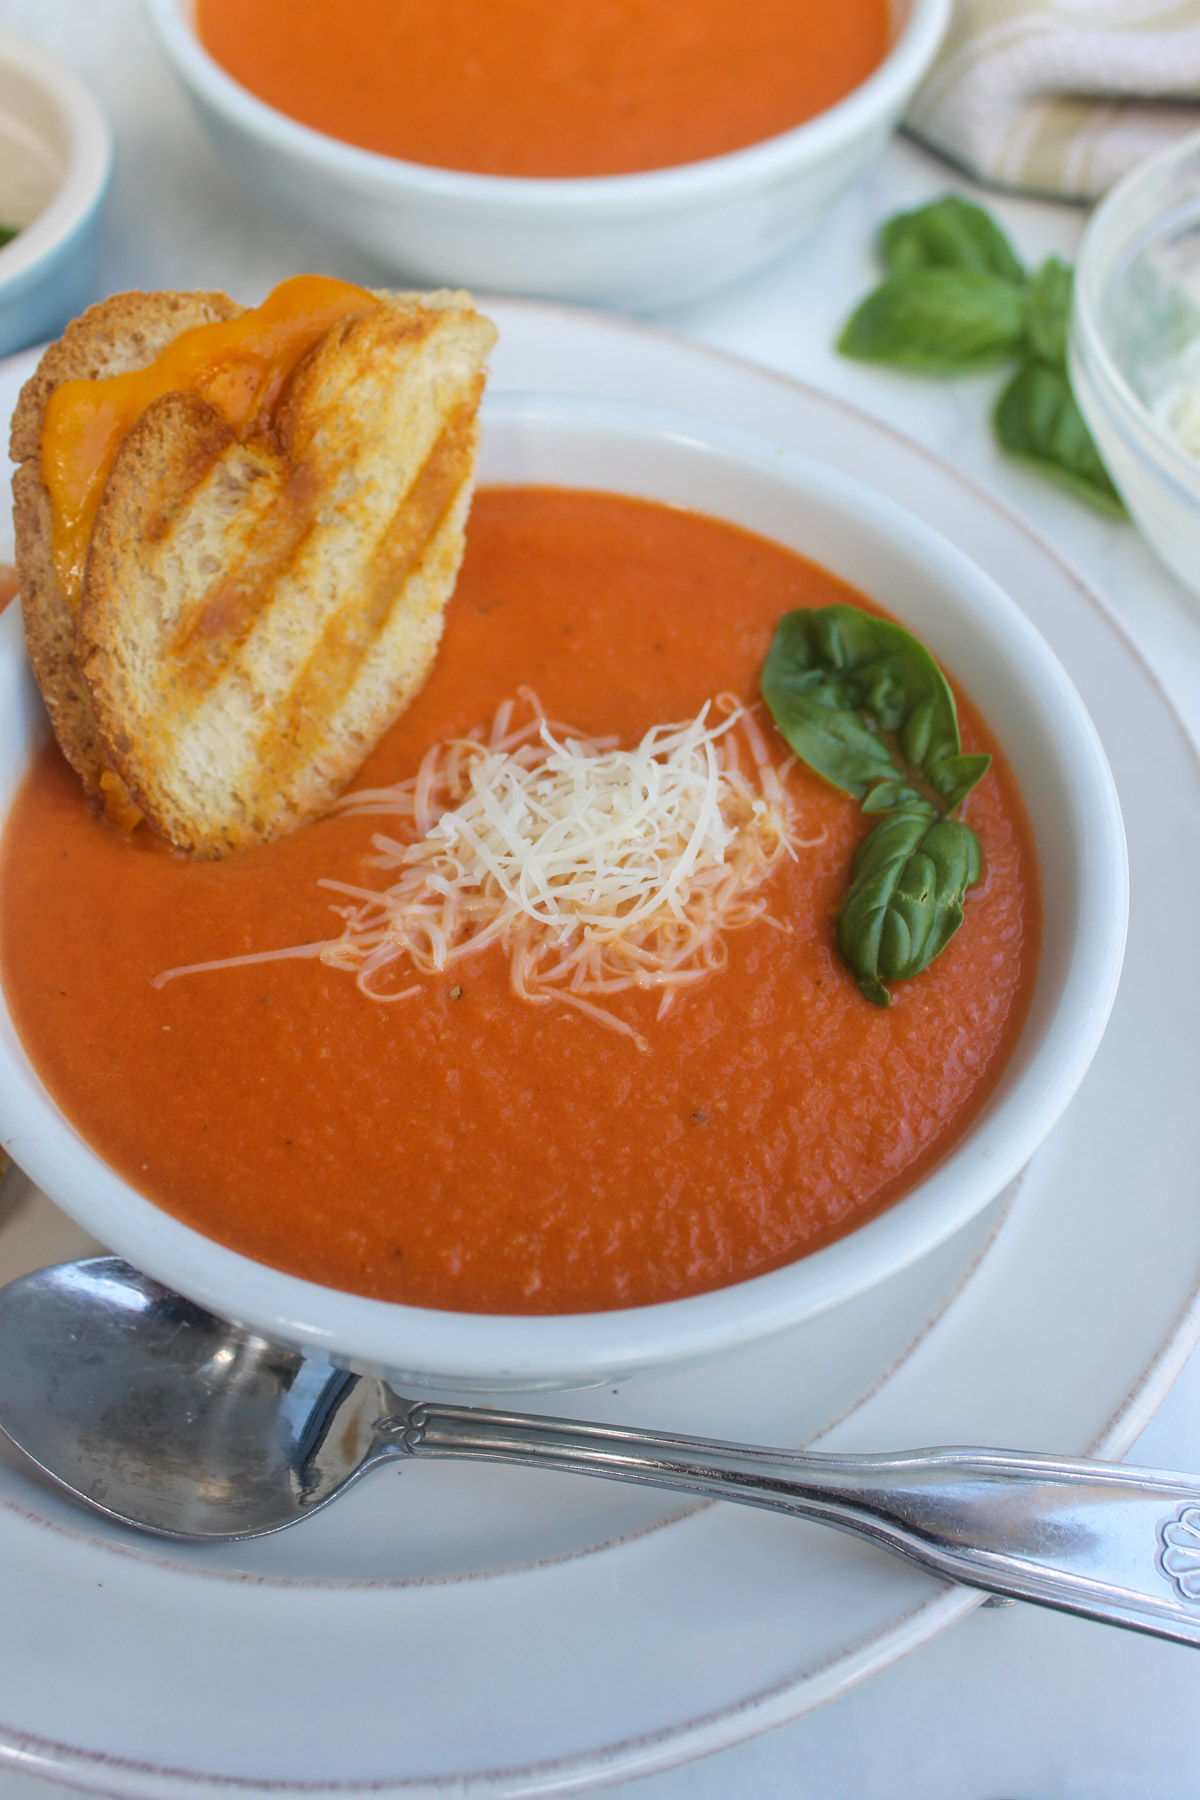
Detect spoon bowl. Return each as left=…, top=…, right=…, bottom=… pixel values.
left=0, top=1256, right=395, bottom=1536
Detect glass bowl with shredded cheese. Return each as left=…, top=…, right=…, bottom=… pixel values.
left=1073, top=127, right=1200, bottom=599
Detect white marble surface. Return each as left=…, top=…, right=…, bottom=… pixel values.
left=3, top=1, right=1200, bottom=1794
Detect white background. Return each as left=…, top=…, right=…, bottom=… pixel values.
left=2, top=1, right=1200, bottom=1794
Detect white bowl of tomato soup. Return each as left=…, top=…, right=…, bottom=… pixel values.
left=0, top=397, right=1126, bottom=1409
left=142, top=0, right=950, bottom=311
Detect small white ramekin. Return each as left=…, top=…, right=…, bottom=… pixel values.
left=0, top=30, right=112, bottom=359
left=0, top=396, right=1128, bottom=1406
left=142, top=0, right=950, bottom=311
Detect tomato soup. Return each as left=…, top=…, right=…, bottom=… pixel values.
left=195, top=0, right=891, bottom=179
left=0, top=491, right=1039, bottom=1314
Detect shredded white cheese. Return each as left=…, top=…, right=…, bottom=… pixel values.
left=155, top=690, right=815, bottom=1048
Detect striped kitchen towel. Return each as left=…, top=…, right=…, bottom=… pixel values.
left=906, top=0, right=1200, bottom=201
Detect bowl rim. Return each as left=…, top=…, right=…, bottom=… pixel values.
left=0, top=394, right=1129, bottom=1387
left=1072, top=124, right=1200, bottom=497
left=0, top=28, right=112, bottom=296
left=142, top=0, right=952, bottom=205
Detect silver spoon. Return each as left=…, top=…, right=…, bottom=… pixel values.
left=4, top=1255, right=1200, bottom=1648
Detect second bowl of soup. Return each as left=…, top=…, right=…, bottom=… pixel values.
left=144, top=0, right=951, bottom=308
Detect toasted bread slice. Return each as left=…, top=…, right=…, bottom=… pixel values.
left=77, top=293, right=495, bottom=857
left=11, top=291, right=245, bottom=818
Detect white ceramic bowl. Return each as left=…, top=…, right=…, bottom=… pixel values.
left=0, top=396, right=1128, bottom=1404
left=1071, top=129, right=1200, bottom=602
left=0, top=30, right=111, bottom=358
left=143, top=0, right=950, bottom=311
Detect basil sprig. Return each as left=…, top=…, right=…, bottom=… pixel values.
left=761, top=603, right=989, bottom=1007
left=837, top=197, right=1124, bottom=518
left=0, top=226, right=17, bottom=250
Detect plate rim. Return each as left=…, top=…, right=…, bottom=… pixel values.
left=0, top=297, right=1198, bottom=1798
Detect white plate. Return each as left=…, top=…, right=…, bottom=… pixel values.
left=1, top=302, right=1198, bottom=1797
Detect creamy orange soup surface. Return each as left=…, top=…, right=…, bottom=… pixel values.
left=196, top=0, right=891, bottom=178
left=0, top=490, right=1040, bottom=1314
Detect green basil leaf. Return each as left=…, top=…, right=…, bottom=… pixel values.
left=1026, top=256, right=1072, bottom=368
left=926, top=750, right=993, bottom=812
left=838, top=270, right=1029, bottom=374
left=860, top=777, right=928, bottom=814
left=760, top=604, right=990, bottom=808
left=879, top=196, right=1026, bottom=283
left=837, top=808, right=983, bottom=1007
left=0, top=225, right=16, bottom=250
left=993, top=359, right=1127, bottom=517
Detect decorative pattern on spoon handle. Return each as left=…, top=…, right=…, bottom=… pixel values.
left=1158, top=1504, right=1200, bottom=1603
left=377, top=1403, right=1200, bottom=1647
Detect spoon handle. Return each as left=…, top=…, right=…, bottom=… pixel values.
left=380, top=1401, right=1200, bottom=1647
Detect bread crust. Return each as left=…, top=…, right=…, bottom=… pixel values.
left=11, top=290, right=244, bottom=812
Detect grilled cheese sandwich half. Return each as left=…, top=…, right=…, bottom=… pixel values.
left=11, top=279, right=496, bottom=855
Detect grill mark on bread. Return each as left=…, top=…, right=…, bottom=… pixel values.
left=250, top=393, right=480, bottom=791
left=365, top=389, right=481, bottom=603
left=283, top=303, right=441, bottom=413
left=78, top=389, right=240, bottom=779
left=160, top=310, right=454, bottom=711
left=166, top=453, right=322, bottom=690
